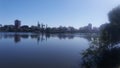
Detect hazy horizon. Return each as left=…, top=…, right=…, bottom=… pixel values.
left=0, top=0, right=120, bottom=28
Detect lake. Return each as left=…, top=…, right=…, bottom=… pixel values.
left=0, top=32, right=93, bottom=68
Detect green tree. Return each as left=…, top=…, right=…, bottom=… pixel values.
left=100, top=6, right=120, bottom=45
left=108, top=6, right=120, bottom=26
left=81, top=6, right=120, bottom=68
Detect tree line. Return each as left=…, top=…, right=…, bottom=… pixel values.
left=0, top=23, right=99, bottom=33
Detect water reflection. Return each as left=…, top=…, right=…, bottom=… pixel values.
left=81, top=34, right=120, bottom=68
left=0, top=32, right=92, bottom=68
left=0, top=33, right=96, bottom=43
left=14, top=34, right=21, bottom=43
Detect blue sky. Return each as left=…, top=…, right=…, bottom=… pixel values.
left=0, top=0, right=120, bottom=28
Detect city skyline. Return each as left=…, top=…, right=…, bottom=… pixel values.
left=0, top=0, right=120, bottom=28
left=0, top=19, right=94, bottom=29
left=0, top=19, right=99, bottom=33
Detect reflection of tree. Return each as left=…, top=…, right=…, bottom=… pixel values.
left=57, top=34, right=67, bottom=39
left=80, top=33, right=99, bottom=42
left=57, top=34, right=74, bottom=40
left=68, top=35, right=74, bottom=39
left=30, top=34, right=46, bottom=44
left=21, top=34, right=29, bottom=39
left=30, top=34, right=38, bottom=39
left=1, top=33, right=80, bottom=44
left=45, top=33, right=50, bottom=39
left=81, top=33, right=92, bottom=41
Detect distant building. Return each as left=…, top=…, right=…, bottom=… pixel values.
left=88, top=23, right=92, bottom=30
left=79, top=23, right=93, bottom=33
left=15, top=19, right=21, bottom=29
left=37, top=21, right=40, bottom=29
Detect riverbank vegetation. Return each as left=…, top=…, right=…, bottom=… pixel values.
left=81, top=5, right=120, bottom=68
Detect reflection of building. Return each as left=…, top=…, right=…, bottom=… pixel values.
left=15, top=19, right=21, bottom=29
left=14, top=34, right=21, bottom=43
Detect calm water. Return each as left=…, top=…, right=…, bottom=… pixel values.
left=0, top=32, right=92, bottom=68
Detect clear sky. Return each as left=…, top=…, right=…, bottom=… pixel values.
left=0, top=0, right=120, bottom=28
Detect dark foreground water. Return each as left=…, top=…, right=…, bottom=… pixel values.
left=0, top=32, right=93, bottom=68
